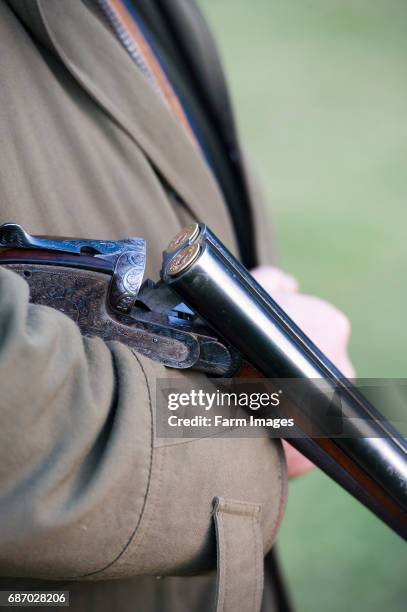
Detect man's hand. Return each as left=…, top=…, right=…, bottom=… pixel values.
left=251, top=265, right=355, bottom=479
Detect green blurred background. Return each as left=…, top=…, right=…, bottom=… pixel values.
left=199, top=1, right=407, bottom=610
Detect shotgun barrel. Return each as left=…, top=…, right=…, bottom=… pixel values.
left=162, top=224, right=407, bottom=539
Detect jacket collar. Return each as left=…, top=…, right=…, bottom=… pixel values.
left=8, top=0, right=237, bottom=251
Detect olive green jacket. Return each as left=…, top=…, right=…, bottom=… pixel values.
left=0, top=1, right=286, bottom=610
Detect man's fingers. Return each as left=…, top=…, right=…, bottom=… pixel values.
left=251, top=266, right=299, bottom=294
left=282, top=440, right=315, bottom=479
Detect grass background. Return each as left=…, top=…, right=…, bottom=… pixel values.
left=199, top=1, right=407, bottom=610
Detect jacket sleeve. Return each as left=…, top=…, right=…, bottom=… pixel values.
left=0, top=267, right=287, bottom=581
left=0, top=266, right=159, bottom=578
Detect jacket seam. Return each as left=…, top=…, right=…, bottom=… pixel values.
left=264, top=440, right=287, bottom=552
left=73, top=351, right=155, bottom=578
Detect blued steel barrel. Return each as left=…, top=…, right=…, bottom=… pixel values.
left=162, top=224, right=407, bottom=538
